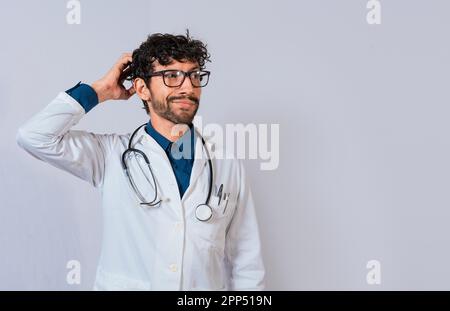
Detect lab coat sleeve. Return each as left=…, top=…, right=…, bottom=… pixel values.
left=224, top=160, right=266, bottom=290
left=16, top=91, right=113, bottom=188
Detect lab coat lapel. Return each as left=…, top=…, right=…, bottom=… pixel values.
left=187, top=128, right=208, bottom=193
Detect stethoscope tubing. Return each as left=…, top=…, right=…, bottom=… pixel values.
left=122, top=123, right=214, bottom=219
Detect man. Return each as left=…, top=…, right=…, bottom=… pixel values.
left=16, top=31, right=265, bottom=290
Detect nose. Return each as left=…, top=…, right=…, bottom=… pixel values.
left=177, top=73, right=195, bottom=93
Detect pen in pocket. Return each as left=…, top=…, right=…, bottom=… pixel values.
left=222, top=193, right=230, bottom=214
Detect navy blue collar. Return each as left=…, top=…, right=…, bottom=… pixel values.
left=145, top=121, right=195, bottom=155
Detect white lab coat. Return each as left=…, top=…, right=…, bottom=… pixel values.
left=16, top=91, right=265, bottom=291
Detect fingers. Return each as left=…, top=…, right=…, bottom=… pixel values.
left=119, top=85, right=135, bottom=100
left=126, top=85, right=136, bottom=98
left=119, top=65, right=133, bottom=83
left=118, top=53, right=132, bottom=62
left=118, top=53, right=132, bottom=68
left=113, top=53, right=132, bottom=75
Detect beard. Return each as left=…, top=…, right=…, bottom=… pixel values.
left=150, top=94, right=199, bottom=125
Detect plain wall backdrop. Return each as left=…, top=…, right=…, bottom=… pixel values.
left=1, top=0, right=450, bottom=290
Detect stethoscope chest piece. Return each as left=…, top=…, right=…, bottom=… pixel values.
left=195, top=204, right=213, bottom=222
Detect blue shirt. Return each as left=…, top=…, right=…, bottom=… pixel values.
left=145, top=121, right=195, bottom=198
left=65, top=81, right=195, bottom=198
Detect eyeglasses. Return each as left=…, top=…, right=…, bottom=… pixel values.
left=149, top=69, right=211, bottom=88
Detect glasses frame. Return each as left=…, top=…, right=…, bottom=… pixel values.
left=148, top=69, right=211, bottom=88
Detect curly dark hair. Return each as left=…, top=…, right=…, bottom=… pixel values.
left=127, top=30, right=211, bottom=114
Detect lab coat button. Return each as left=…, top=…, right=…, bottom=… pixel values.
left=169, top=264, right=178, bottom=272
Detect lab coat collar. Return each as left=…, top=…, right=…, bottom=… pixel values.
left=145, top=120, right=195, bottom=154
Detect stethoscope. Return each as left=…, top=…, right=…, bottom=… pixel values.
left=121, top=123, right=215, bottom=222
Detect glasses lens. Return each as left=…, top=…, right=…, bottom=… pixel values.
left=161, top=70, right=210, bottom=87
left=163, top=70, right=185, bottom=87
left=190, top=71, right=210, bottom=87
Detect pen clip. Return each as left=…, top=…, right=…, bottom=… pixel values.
left=216, top=184, right=223, bottom=205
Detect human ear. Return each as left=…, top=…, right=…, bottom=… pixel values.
left=133, top=78, right=152, bottom=102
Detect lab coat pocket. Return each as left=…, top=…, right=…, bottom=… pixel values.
left=210, top=191, right=237, bottom=222
left=193, top=192, right=237, bottom=247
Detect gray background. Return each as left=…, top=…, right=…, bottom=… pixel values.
left=1, top=0, right=449, bottom=290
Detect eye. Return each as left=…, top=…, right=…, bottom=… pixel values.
left=191, top=72, right=201, bottom=79
left=165, top=71, right=181, bottom=79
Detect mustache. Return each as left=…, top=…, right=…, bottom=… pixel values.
left=168, top=95, right=199, bottom=105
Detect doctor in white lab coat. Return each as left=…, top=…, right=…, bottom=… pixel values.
left=16, top=33, right=265, bottom=291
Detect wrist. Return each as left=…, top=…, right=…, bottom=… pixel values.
left=91, top=81, right=110, bottom=103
